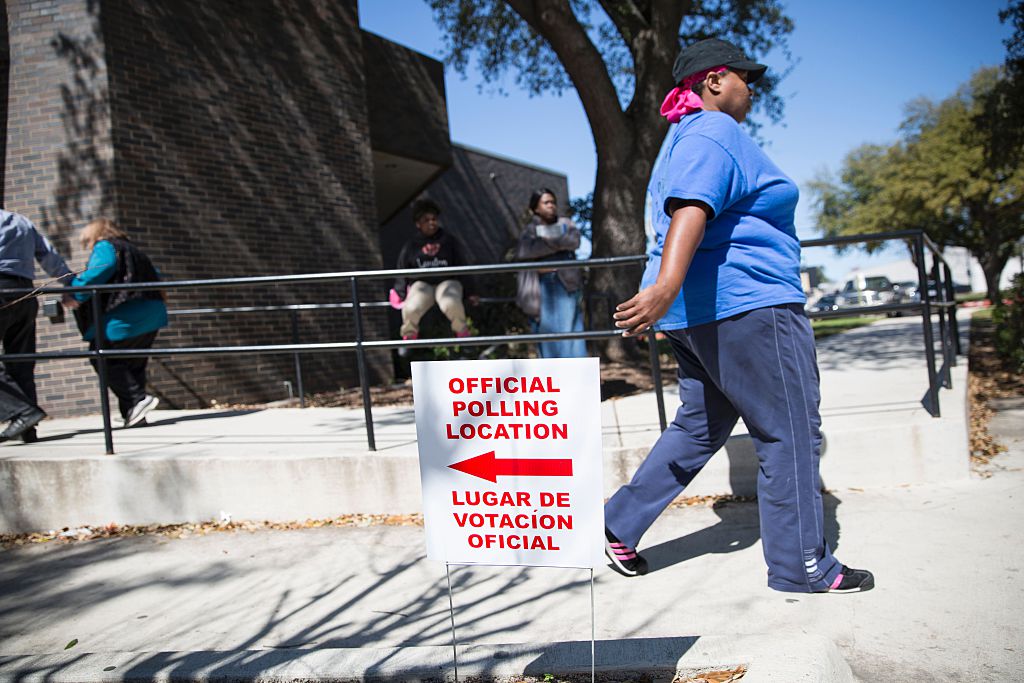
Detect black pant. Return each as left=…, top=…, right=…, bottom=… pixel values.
left=0, top=274, right=41, bottom=421
left=89, top=331, right=158, bottom=420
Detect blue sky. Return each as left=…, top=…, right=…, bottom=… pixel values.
left=360, top=1, right=1013, bottom=282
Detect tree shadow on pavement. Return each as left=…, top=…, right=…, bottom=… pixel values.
left=814, top=318, right=937, bottom=372
left=0, top=410, right=262, bottom=447
left=104, top=561, right=588, bottom=683
left=0, top=528, right=591, bottom=682
left=635, top=434, right=843, bottom=574
left=640, top=492, right=842, bottom=574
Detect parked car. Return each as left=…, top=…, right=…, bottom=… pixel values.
left=894, top=280, right=923, bottom=303
left=896, top=279, right=969, bottom=302
left=837, top=276, right=899, bottom=309
left=807, top=294, right=841, bottom=314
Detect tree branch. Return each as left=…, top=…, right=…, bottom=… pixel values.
left=596, top=0, right=647, bottom=44
left=505, top=0, right=629, bottom=149
left=623, top=0, right=686, bottom=123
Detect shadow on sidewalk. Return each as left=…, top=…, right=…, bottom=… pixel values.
left=633, top=436, right=843, bottom=575
left=640, top=493, right=842, bottom=574
left=814, top=317, right=934, bottom=372
left=0, top=410, right=261, bottom=447
left=0, top=535, right=590, bottom=682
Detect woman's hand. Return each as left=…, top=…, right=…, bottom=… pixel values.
left=614, top=283, right=676, bottom=337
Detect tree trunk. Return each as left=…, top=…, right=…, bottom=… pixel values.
left=978, top=251, right=1010, bottom=302
left=498, top=2, right=678, bottom=362
left=590, top=145, right=653, bottom=362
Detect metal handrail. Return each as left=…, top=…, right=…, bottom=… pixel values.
left=805, top=229, right=959, bottom=416
left=0, top=230, right=960, bottom=454
left=3, top=255, right=645, bottom=296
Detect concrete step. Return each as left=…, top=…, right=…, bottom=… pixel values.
left=0, top=635, right=852, bottom=682
left=0, top=314, right=971, bottom=534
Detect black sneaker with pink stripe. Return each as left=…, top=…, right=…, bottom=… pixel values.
left=604, top=527, right=648, bottom=577
left=822, top=565, right=874, bottom=593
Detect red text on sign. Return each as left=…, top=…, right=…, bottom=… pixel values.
left=452, top=400, right=558, bottom=417
left=449, top=376, right=560, bottom=394
left=468, top=534, right=560, bottom=550
left=452, top=490, right=531, bottom=506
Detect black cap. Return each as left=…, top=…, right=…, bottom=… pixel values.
left=672, top=38, right=767, bottom=85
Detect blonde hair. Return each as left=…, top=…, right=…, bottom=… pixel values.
left=80, top=218, right=129, bottom=251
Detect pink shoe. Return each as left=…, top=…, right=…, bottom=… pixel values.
left=455, top=329, right=472, bottom=338
left=398, top=333, right=417, bottom=358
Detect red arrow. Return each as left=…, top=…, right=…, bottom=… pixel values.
left=448, top=451, right=573, bottom=483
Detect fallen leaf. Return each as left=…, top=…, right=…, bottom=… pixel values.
left=64, top=639, right=77, bottom=650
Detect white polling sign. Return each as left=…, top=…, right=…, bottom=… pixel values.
left=412, top=358, right=604, bottom=568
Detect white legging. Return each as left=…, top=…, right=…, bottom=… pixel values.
left=400, top=279, right=467, bottom=337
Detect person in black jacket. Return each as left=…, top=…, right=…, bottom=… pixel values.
left=391, top=199, right=476, bottom=340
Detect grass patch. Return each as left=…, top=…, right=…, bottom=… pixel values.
left=811, top=315, right=882, bottom=339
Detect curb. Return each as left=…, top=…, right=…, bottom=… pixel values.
left=0, top=635, right=852, bottom=682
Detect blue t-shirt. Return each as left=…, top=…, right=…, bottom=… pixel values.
left=642, top=110, right=805, bottom=329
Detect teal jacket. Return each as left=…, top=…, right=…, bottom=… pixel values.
left=72, top=240, right=168, bottom=342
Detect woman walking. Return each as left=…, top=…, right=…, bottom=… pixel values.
left=604, top=39, right=873, bottom=593
left=73, top=219, right=167, bottom=428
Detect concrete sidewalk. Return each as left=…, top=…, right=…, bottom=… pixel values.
left=0, top=400, right=1020, bottom=681
left=0, top=311, right=1013, bottom=681
left=0, top=314, right=971, bottom=534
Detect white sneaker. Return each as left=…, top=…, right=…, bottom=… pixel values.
left=125, top=395, right=159, bottom=427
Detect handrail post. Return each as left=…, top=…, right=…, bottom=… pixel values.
left=943, top=262, right=961, bottom=358
left=91, top=293, right=115, bottom=454
left=931, top=255, right=952, bottom=389
left=351, top=276, right=376, bottom=451
left=914, top=235, right=940, bottom=417
left=290, top=309, right=305, bottom=408
left=647, top=332, right=668, bottom=432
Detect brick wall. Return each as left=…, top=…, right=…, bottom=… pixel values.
left=3, top=0, right=391, bottom=416
left=4, top=0, right=115, bottom=416
left=0, top=3, right=8, bottom=203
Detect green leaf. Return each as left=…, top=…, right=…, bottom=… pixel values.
left=64, top=639, right=78, bottom=650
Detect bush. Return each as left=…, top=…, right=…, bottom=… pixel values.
left=993, top=273, right=1024, bottom=373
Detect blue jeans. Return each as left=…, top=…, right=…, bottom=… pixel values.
left=532, top=272, right=586, bottom=358
left=604, top=304, right=841, bottom=593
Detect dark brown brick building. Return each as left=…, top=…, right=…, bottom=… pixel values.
left=1, top=0, right=568, bottom=416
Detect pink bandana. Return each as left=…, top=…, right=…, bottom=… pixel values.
left=660, top=66, right=728, bottom=123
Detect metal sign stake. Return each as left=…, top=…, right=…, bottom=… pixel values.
left=590, top=567, right=596, bottom=683
left=446, top=562, right=459, bottom=682
left=441, top=563, right=596, bottom=683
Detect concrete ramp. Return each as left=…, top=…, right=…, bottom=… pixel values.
left=0, top=314, right=970, bottom=534
left=604, top=313, right=970, bottom=496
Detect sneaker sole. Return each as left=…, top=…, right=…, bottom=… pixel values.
left=126, top=397, right=159, bottom=428
left=828, top=576, right=875, bottom=593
